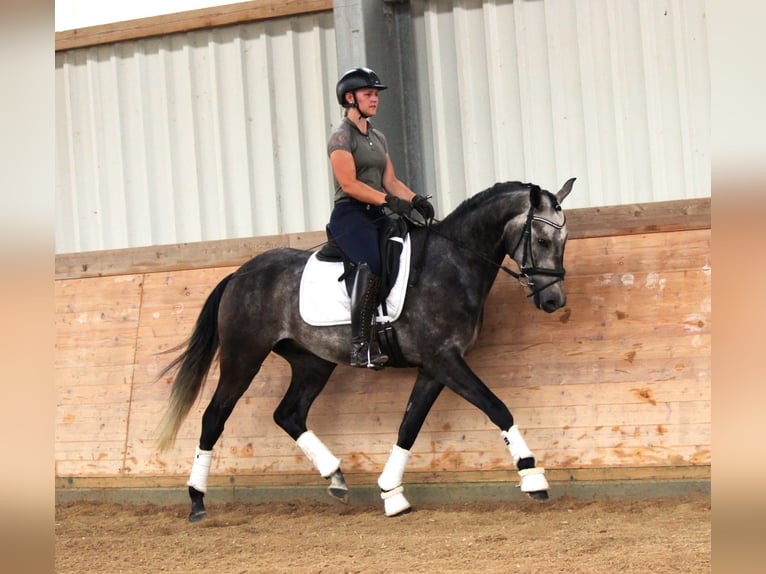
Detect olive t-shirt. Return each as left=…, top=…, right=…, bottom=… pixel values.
left=327, top=118, right=389, bottom=202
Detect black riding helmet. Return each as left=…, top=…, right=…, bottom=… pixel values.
left=336, top=67, right=388, bottom=108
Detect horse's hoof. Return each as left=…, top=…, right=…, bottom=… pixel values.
left=518, top=466, right=549, bottom=499
left=188, top=486, right=207, bottom=521
left=527, top=490, right=549, bottom=502
left=382, top=488, right=411, bottom=517
left=188, top=509, right=207, bottom=522
left=387, top=506, right=412, bottom=518
left=327, top=469, right=349, bottom=504
left=329, top=486, right=349, bottom=504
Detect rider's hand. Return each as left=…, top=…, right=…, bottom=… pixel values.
left=412, top=194, right=435, bottom=224
left=384, top=195, right=413, bottom=218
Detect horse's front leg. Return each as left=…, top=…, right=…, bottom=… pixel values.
left=295, top=430, right=347, bottom=502
left=434, top=352, right=549, bottom=501
left=378, top=371, right=445, bottom=516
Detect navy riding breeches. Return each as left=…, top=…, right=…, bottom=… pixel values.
left=328, top=200, right=388, bottom=276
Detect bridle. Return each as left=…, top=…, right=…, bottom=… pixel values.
left=505, top=202, right=567, bottom=299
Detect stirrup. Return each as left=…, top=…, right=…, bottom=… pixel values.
left=350, top=343, right=388, bottom=369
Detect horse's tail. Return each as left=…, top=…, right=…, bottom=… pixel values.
left=155, top=273, right=234, bottom=451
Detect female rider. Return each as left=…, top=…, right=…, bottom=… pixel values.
left=327, top=67, right=434, bottom=369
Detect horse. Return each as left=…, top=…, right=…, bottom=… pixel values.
left=156, top=178, right=575, bottom=521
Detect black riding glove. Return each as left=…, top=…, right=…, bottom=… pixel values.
left=384, top=195, right=413, bottom=218
left=412, top=194, right=435, bottom=223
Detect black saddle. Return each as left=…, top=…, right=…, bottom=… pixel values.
left=317, top=217, right=408, bottom=306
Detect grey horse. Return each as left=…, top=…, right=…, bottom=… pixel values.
left=157, top=178, right=575, bottom=521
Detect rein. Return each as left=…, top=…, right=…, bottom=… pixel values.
left=300, top=195, right=566, bottom=299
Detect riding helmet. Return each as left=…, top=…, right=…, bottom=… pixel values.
left=335, top=67, right=388, bottom=107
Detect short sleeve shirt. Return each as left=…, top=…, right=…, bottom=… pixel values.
left=327, top=118, right=389, bottom=202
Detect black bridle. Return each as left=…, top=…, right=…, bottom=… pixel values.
left=504, top=202, right=567, bottom=298
left=412, top=200, right=567, bottom=300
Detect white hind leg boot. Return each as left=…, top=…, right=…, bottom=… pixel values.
left=378, top=444, right=412, bottom=517
left=187, top=447, right=214, bottom=493
left=501, top=426, right=549, bottom=493
left=296, top=430, right=341, bottom=478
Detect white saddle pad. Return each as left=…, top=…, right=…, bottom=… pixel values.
left=299, top=235, right=411, bottom=326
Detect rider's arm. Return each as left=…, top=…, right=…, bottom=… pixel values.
left=330, top=149, right=389, bottom=206
left=381, top=154, right=416, bottom=201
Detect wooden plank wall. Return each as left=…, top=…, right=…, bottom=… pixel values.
left=55, top=199, right=711, bottom=490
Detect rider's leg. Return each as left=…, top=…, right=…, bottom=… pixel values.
left=328, top=203, right=389, bottom=369
left=349, top=262, right=388, bottom=369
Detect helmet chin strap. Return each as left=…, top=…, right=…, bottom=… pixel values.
left=349, top=92, right=370, bottom=119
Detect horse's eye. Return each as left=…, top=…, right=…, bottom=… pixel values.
left=537, top=238, right=550, bottom=248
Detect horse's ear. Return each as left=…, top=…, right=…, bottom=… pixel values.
left=556, top=178, right=576, bottom=203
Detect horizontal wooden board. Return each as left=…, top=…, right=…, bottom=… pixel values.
left=136, top=380, right=711, bottom=430
left=56, top=464, right=711, bottom=491
left=56, top=365, right=134, bottom=391
left=55, top=199, right=710, bottom=280
left=56, top=409, right=129, bottom=441
left=123, top=438, right=711, bottom=477
left=136, top=398, right=711, bottom=443
left=564, top=199, right=711, bottom=239
left=57, top=381, right=132, bottom=406
left=139, top=376, right=709, bottom=415
left=56, top=459, right=127, bottom=477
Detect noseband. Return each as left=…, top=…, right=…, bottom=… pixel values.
left=504, top=203, right=567, bottom=299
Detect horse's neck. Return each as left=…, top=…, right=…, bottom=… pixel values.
left=421, top=193, right=528, bottom=298
left=439, top=193, right=527, bottom=265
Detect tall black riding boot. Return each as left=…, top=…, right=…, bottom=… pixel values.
left=349, top=263, right=389, bottom=369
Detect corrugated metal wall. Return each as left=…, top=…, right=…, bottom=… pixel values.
left=55, top=0, right=710, bottom=254
left=413, top=0, right=710, bottom=215
left=56, top=12, right=338, bottom=253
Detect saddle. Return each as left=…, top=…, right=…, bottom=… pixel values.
left=316, top=217, right=408, bottom=309
left=309, top=217, right=413, bottom=367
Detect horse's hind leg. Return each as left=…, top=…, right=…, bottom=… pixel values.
left=272, top=342, right=347, bottom=502
left=377, top=371, right=444, bottom=516
left=187, top=352, right=267, bottom=522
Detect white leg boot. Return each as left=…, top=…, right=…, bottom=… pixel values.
left=378, top=444, right=412, bottom=517
left=187, top=447, right=214, bottom=493
left=296, top=430, right=341, bottom=477
left=501, top=426, right=549, bottom=495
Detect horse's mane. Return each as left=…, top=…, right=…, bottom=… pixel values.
left=439, top=181, right=543, bottom=225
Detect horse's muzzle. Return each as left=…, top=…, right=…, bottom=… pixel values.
left=533, top=286, right=566, bottom=313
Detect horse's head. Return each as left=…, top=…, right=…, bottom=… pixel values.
left=505, top=178, right=575, bottom=313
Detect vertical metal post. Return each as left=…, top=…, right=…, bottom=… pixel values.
left=332, top=0, right=425, bottom=195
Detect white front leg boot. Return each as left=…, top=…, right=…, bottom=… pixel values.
left=378, top=444, right=412, bottom=517
left=501, top=426, right=549, bottom=494
left=296, top=430, right=341, bottom=478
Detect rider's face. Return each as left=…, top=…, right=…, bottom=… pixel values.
left=350, top=88, right=379, bottom=116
